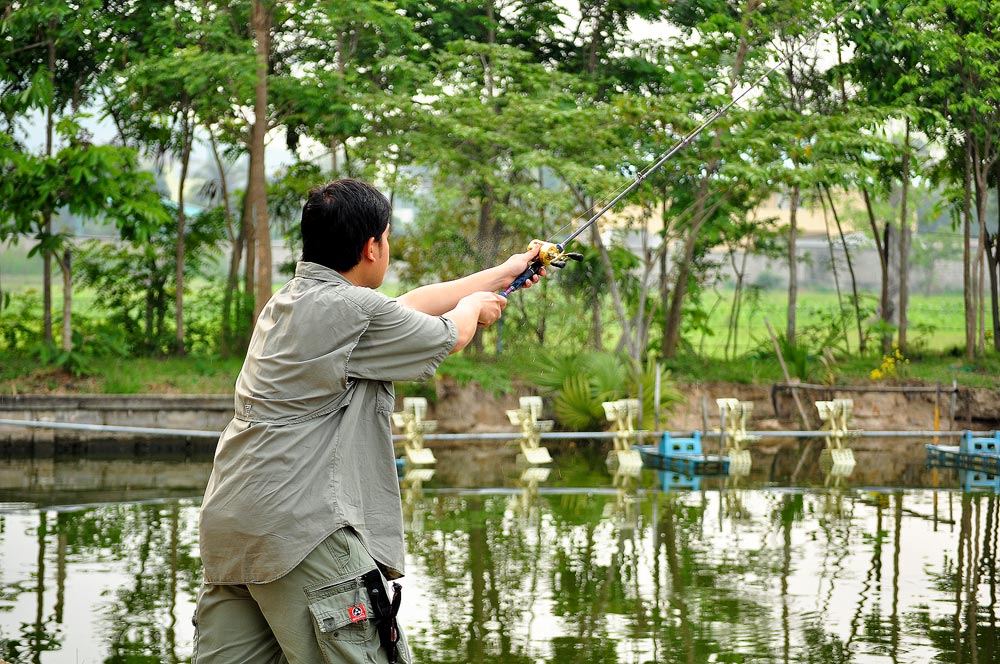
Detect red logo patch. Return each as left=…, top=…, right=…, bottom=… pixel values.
left=348, top=603, right=368, bottom=623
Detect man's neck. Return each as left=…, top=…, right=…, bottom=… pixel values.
left=338, top=265, right=377, bottom=288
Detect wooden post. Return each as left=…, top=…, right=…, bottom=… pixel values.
left=765, top=317, right=815, bottom=482
left=764, top=318, right=811, bottom=429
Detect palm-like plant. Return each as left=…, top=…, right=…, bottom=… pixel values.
left=532, top=350, right=684, bottom=431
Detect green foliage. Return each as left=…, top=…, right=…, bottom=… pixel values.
left=0, top=290, right=42, bottom=351
left=30, top=319, right=129, bottom=378
left=776, top=332, right=810, bottom=381
left=626, top=355, right=685, bottom=430
left=1, top=0, right=997, bottom=370
left=532, top=350, right=682, bottom=431
left=751, top=307, right=856, bottom=382
left=268, top=161, right=323, bottom=275
left=0, top=119, right=169, bottom=246
left=75, top=204, right=226, bottom=355
left=437, top=355, right=513, bottom=396
left=34, top=339, right=94, bottom=378
left=533, top=351, right=621, bottom=430
left=553, top=372, right=608, bottom=431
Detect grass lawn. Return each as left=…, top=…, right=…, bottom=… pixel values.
left=0, top=354, right=245, bottom=395
left=693, top=288, right=968, bottom=357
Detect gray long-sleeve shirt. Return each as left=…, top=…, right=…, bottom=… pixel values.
left=199, top=262, right=457, bottom=584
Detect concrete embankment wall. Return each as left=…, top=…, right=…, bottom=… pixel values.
left=1, top=382, right=997, bottom=457
left=0, top=394, right=232, bottom=456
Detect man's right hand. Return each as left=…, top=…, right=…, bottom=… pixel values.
left=446, top=292, right=507, bottom=354
left=463, top=292, right=507, bottom=328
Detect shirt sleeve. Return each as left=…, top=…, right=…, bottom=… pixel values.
left=347, top=297, right=458, bottom=382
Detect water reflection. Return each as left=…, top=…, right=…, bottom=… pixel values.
left=0, top=452, right=999, bottom=663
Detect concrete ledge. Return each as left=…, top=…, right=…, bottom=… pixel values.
left=0, top=394, right=233, bottom=446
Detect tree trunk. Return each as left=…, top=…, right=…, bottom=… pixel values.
left=175, top=105, right=193, bottom=356
left=594, top=225, right=637, bottom=358
left=250, top=0, right=272, bottom=320
left=209, top=130, right=245, bottom=355
left=862, top=186, right=893, bottom=352
left=590, top=224, right=605, bottom=351
left=973, top=162, right=990, bottom=356
left=898, top=121, right=911, bottom=350
left=43, top=30, right=56, bottom=346
left=58, top=248, right=71, bottom=352
left=977, top=231, right=986, bottom=355
left=145, top=263, right=155, bottom=345
left=660, top=196, right=728, bottom=358
left=659, top=189, right=670, bottom=354
left=885, top=223, right=900, bottom=353
left=786, top=184, right=800, bottom=346
left=992, top=184, right=1000, bottom=351
left=985, top=227, right=1000, bottom=352
left=819, top=188, right=847, bottom=353
left=725, top=248, right=747, bottom=359
left=243, top=185, right=256, bottom=328
left=43, top=211, right=53, bottom=345
left=823, top=185, right=865, bottom=352
left=662, top=216, right=707, bottom=358
left=963, top=139, right=975, bottom=361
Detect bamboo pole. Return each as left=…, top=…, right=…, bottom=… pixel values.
left=764, top=318, right=811, bottom=429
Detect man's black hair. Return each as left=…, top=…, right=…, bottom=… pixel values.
left=301, top=178, right=391, bottom=272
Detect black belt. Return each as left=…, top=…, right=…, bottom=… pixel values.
left=362, top=568, right=402, bottom=664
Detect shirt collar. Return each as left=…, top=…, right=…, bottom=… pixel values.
left=295, top=261, right=352, bottom=285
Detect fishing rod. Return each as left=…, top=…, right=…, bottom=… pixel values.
left=501, top=1, right=856, bottom=297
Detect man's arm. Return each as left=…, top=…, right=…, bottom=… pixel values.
left=443, top=292, right=507, bottom=354
left=397, top=242, right=545, bottom=316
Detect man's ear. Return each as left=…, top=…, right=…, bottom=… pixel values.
left=361, top=236, right=378, bottom=263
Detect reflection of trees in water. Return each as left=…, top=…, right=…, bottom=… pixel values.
left=0, top=502, right=201, bottom=664
left=924, top=493, right=1000, bottom=664
left=405, top=495, right=539, bottom=664
left=648, top=493, right=797, bottom=663
left=404, top=491, right=636, bottom=664
left=102, top=503, right=201, bottom=664
left=407, top=488, right=974, bottom=663
left=11, top=486, right=1000, bottom=662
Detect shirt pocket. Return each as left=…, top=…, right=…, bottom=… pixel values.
left=306, top=575, right=378, bottom=644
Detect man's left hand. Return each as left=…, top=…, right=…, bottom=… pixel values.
left=499, top=240, right=547, bottom=290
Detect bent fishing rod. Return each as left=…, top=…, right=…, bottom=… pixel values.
left=502, top=1, right=856, bottom=297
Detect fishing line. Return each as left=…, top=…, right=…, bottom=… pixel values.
left=503, top=0, right=858, bottom=297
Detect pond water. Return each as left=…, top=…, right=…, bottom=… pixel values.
left=0, top=445, right=997, bottom=664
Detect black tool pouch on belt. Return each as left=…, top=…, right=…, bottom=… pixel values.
left=362, top=568, right=402, bottom=663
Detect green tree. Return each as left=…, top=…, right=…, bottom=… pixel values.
left=849, top=0, right=1000, bottom=358
left=0, top=0, right=107, bottom=345
left=655, top=0, right=766, bottom=359
left=102, top=1, right=256, bottom=355
left=76, top=202, right=226, bottom=355
left=0, top=119, right=169, bottom=353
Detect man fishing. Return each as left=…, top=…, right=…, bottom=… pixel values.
left=192, top=177, right=544, bottom=663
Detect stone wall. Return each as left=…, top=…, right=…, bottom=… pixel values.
left=0, top=394, right=233, bottom=454
left=1, top=381, right=996, bottom=455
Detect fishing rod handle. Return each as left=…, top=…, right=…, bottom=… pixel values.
left=501, top=261, right=544, bottom=297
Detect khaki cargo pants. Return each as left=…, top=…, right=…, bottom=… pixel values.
left=192, top=527, right=411, bottom=664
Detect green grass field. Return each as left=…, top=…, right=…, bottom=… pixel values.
left=693, top=288, right=968, bottom=358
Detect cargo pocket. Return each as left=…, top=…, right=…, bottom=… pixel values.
left=306, top=573, right=380, bottom=649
